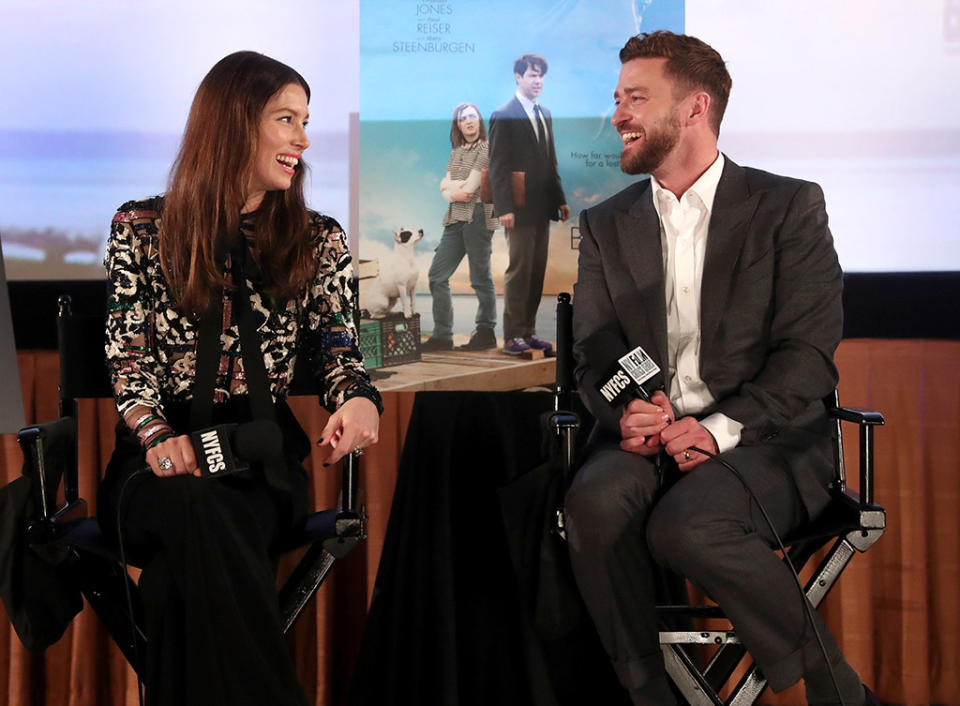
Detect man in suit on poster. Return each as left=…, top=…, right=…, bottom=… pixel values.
left=489, top=53, right=570, bottom=355
left=566, top=31, right=877, bottom=705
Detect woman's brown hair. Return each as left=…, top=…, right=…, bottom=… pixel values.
left=449, top=102, right=487, bottom=148
left=161, top=51, right=315, bottom=315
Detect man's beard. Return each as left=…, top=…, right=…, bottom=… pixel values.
left=620, top=114, right=681, bottom=175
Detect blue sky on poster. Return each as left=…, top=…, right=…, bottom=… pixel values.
left=361, top=0, right=684, bottom=121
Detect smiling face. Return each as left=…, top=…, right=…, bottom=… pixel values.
left=457, top=106, right=481, bottom=143
left=245, top=82, right=310, bottom=212
left=612, top=57, right=685, bottom=176
left=515, top=66, right=544, bottom=101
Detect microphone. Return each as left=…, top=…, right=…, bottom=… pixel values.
left=581, top=328, right=662, bottom=406
left=582, top=328, right=716, bottom=463
left=191, top=421, right=283, bottom=479
left=233, top=420, right=283, bottom=463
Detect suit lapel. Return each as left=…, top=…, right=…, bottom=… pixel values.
left=616, top=184, right=669, bottom=372
left=701, top=157, right=762, bottom=350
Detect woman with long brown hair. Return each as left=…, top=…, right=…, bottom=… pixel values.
left=98, top=51, right=380, bottom=705
left=422, top=102, right=499, bottom=351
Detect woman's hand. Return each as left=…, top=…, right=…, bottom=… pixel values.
left=317, top=397, right=380, bottom=465
left=451, top=183, right=475, bottom=203
left=145, top=435, right=200, bottom=478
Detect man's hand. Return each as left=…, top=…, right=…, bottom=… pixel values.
left=559, top=204, right=571, bottom=222
left=619, top=390, right=674, bottom=456
left=499, top=212, right=515, bottom=229
left=146, top=435, right=199, bottom=478
left=317, top=397, right=380, bottom=466
left=660, top=418, right=719, bottom=471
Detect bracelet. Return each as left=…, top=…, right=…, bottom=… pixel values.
left=134, top=414, right=158, bottom=433
left=140, top=422, right=174, bottom=448
left=342, top=387, right=384, bottom=415
left=146, top=433, right=173, bottom=450
left=131, top=412, right=153, bottom=430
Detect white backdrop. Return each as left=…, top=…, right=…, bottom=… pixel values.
left=688, top=0, right=960, bottom=271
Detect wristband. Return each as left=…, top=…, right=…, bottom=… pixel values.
left=134, top=414, right=158, bottom=433
left=146, top=433, right=173, bottom=450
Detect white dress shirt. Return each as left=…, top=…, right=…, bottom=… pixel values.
left=515, top=91, right=548, bottom=144
left=650, top=152, right=743, bottom=453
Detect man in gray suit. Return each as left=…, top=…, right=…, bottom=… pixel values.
left=489, top=53, right=570, bottom=355
left=567, top=32, right=874, bottom=705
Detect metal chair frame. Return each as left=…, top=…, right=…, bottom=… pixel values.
left=549, top=293, right=885, bottom=706
left=15, top=294, right=366, bottom=674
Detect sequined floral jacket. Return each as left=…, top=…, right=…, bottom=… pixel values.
left=105, top=196, right=381, bottom=448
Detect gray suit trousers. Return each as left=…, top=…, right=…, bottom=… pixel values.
left=503, top=221, right=549, bottom=340
left=564, top=436, right=843, bottom=699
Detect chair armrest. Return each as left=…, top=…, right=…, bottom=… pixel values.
left=830, top=406, right=885, bottom=426
left=17, top=417, right=78, bottom=519
left=341, top=449, right=362, bottom=513
left=548, top=412, right=580, bottom=430
left=827, top=404, right=884, bottom=507
left=334, top=450, right=368, bottom=554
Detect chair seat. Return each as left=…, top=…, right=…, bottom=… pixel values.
left=58, top=517, right=122, bottom=563
left=275, top=509, right=339, bottom=553
left=44, top=509, right=342, bottom=568
left=783, top=493, right=864, bottom=546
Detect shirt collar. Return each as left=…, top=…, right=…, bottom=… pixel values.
left=515, top=91, right=538, bottom=113
left=651, top=151, right=724, bottom=217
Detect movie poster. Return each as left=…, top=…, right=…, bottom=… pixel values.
left=358, top=0, right=683, bottom=373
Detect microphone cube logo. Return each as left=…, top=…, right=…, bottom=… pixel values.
left=619, top=346, right=659, bottom=385
left=191, top=424, right=246, bottom=479
left=599, top=370, right=632, bottom=403
left=199, top=429, right=227, bottom=474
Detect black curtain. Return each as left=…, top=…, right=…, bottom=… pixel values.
left=348, top=390, right=629, bottom=706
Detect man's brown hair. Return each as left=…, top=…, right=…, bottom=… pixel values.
left=620, top=31, right=732, bottom=135
left=513, top=53, right=548, bottom=78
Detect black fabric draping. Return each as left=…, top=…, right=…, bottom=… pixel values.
left=347, top=391, right=627, bottom=706
left=0, top=475, right=82, bottom=651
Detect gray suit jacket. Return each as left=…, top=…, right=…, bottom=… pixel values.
left=572, top=157, right=843, bottom=513
left=488, top=96, right=566, bottom=226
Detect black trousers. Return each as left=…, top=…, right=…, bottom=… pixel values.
left=97, top=400, right=310, bottom=706
left=564, top=434, right=849, bottom=702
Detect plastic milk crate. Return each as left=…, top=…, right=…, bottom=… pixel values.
left=357, top=314, right=421, bottom=369
left=380, top=313, right=421, bottom=367
left=358, top=319, right=382, bottom=370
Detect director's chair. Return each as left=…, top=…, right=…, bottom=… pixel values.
left=14, top=294, right=366, bottom=674
left=548, top=293, right=885, bottom=706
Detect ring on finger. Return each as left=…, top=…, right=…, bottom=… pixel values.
left=158, top=457, right=174, bottom=471
left=682, top=450, right=691, bottom=461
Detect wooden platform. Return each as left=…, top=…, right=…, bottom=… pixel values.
left=368, top=339, right=557, bottom=392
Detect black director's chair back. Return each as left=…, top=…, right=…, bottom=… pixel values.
left=15, top=294, right=366, bottom=674
left=549, top=293, right=886, bottom=706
